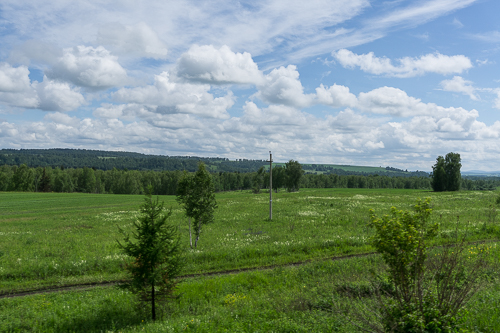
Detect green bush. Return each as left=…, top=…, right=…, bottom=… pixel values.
left=366, top=198, right=486, bottom=333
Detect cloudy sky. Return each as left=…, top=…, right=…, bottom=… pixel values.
left=1, top=0, right=499, bottom=171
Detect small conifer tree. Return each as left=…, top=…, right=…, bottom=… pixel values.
left=118, top=187, right=183, bottom=321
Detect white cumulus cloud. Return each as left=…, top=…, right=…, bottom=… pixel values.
left=34, top=76, right=85, bottom=112
left=113, top=71, right=234, bottom=119
left=0, top=63, right=85, bottom=111
left=315, top=84, right=357, bottom=107
left=357, top=87, right=423, bottom=116
left=332, top=49, right=473, bottom=77
left=256, top=65, right=314, bottom=108
left=176, top=45, right=264, bottom=85
left=48, top=46, right=128, bottom=89
left=440, top=76, right=478, bottom=100
left=0, top=63, right=39, bottom=108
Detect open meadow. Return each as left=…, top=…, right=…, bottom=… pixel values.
left=1, top=188, right=499, bottom=332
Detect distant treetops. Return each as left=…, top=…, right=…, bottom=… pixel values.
left=431, top=152, right=461, bottom=192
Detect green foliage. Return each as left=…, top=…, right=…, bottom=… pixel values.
left=8, top=164, right=35, bottom=191
left=382, top=299, right=467, bottom=333
left=431, top=156, right=446, bottom=192
left=368, top=198, right=437, bottom=298
left=5, top=161, right=500, bottom=194
left=176, top=163, right=217, bottom=248
left=252, top=166, right=265, bottom=193
left=368, top=198, right=486, bottom=333
left=272, top=165, right=286, bottom=192
left=78, top=167, right=96, bottom=193
left=432, top=153, right=462, bottom=192
left=445, top=153, right=462, bottom=191
left=39, top=167, right=51, bottom=192
left=285, top=159, right=304, bottom=192
left=118, top=188, right=183, bottom=320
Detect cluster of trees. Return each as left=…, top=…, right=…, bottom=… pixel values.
left=462, top=177, right=500, bottom=191
left=305, top=165, right=430, bottom=178
left=300, top=173, right=432, bottom=190
left=1, top=148, right=432, bottom=178
left=252, top=160, right=304, bottom=193
left=2, top=161, right=498, bottom=195
left=431, top=152, right=462, bottom=192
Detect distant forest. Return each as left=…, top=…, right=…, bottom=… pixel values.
left=1, top=148, right=428, bottom=177
left=0, top=148, right=267, bottom=173
left=0, top=149, right=498, bottom=194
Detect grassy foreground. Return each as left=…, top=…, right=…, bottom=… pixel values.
left=1, top=251, right=499, bottom=332
left=1, top=189, right=499, bottom=332
left=1, top=189, right=499, bottom=294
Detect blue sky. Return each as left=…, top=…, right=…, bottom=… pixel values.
left=1, top=0, right=499, bottom=171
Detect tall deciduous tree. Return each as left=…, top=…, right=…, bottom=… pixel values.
left=118, top=188, right=182, bottom=321
left=252, top=166, right=265, bottom=193
left=176, top=163, right=217, bottom=248
left=272, top=165, right=285, bottom=193
left=285, top=159, right=303, bottom=192
left=176, top=171, right=195, bottom=248
left=78, top=167, right=96, bottom=193
left=445, top=152, right=462, bottom=191
left=431, top=152, right=461, bottom=192
left=8, top=164, right=34, bottom=192
left=431, top=156, right=446, bottom=192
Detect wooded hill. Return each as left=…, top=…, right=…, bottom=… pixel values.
left=0, top=148, right=429, bottom=178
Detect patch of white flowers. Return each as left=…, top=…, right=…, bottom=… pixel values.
left=323, top=235, right=368, bottom=245
left=219, top=233, right=270, bottom=249
left=298, top=211, right=320, bottom=216
left=273, top=240, right=304, bottom=246
left=0, top=231, right=32, bottom=236
left=72, top=260, right=87, bottom=267
left=96, top=211, right=139, bottom=222
left=305, top=196, right=339, bottom=200
left=103, top=253, right=129, bottom=261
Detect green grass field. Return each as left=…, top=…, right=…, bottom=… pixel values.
left=1, top=189, right=499, bottom=332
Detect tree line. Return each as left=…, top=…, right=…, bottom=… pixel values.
left=0, top=148, right=268, bottom=173
left=1, top=163, right=497, bottom=194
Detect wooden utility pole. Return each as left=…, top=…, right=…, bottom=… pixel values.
left=268, top=151, right=273, bottom=220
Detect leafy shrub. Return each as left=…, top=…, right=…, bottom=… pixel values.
left=339, top=198, right=488, bottom=332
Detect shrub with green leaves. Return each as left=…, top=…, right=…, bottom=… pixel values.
left=369, top=198, right=437, bottom=302
left=367, top=198, right=485, bottom=333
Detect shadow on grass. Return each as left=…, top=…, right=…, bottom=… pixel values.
left=31, top=298, right=164, bottom=333
left=55, top=305, right=144, bottom=332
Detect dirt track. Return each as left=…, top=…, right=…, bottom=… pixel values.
left=0, top=252, right=377, bottom=299
left=2, top=238, right=498, bottom=299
